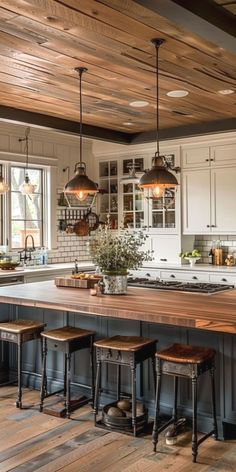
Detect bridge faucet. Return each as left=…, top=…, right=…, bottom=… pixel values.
left=19, top=234, right=36, bottom=263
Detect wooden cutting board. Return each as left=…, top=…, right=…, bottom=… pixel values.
left=55, top=275, right=102, bottom=289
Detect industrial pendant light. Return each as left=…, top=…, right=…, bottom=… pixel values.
left=0, top=167, right=9, bottom=194
left=64, top=67, right=98, bottom=202
left=120, top=163, right=140, bottom=185
left=139, top=39, right=179, bottom=198
left=19, top=127, right=36, bottom=195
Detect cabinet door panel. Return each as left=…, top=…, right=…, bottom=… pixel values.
left=182, top=146, right=210, bottom=168
left=211, top=167, right=236, bottom=233
left=182, top=170, right=211, bottom=234
left=211, top=143, right=236, bottom=166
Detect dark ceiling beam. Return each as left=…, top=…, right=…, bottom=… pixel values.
left=134, top=0, right=236, bottom=54
left=0, top=106, right=131, bottom=145
left=172, top=0, right=236, bottom=38
left=131, top=118, right=236, bottom=145
left=1, top=107, right=235, bottom=146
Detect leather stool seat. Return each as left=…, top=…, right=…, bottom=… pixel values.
left=157, top=343, right=215, bottom=364
left=94, top=335, right=156, bottom=351
left=0, top=319, right=45, bottom=408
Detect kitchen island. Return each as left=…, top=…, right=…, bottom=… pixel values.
left=1, top=281, right=236, bottom=438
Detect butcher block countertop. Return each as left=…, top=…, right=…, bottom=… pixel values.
left=1, top=281, right=236, bottom=334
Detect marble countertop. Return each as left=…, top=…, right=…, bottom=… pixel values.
left=0, top=261, right=94, bottom=278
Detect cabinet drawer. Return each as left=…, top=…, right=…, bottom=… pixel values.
left=209, top=274, right=236, bottom=285
left=160, top=271, right=209, bottom=282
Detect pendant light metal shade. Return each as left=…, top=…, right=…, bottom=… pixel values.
left=120, top=165, right=140, bottom=185
left=64, top=67, right=98, bottom=202
left=139, top=39, right=179, bottom=196
left=64, top=162, right=98, bottom=201
left=139, top=155, right=178, bottom=188
left=19, top=127, right=36, bottom=196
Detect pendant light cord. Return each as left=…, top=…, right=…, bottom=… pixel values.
left=19, top=127, right=30, bottom=170
left=79, top=68, right=83, bottom=164
left=75, top=67, right=88, bottom=167
left=156, top=42, right=159, bottom=158
left=152, top=39, right=165, bottom=159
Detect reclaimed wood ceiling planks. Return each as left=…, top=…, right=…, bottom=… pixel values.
left=0, top=0, right=235, bottom=134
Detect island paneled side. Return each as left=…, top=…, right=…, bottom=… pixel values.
left=1, top=281, right=236, bottom=439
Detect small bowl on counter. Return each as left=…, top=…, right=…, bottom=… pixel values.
left=0, top=260, right=20, bottom=270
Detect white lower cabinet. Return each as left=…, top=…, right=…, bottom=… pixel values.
left=209, top=274, right=236, bottom=285
left=160, top=270, right=209, bottom=283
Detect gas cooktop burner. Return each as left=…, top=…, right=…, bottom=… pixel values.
left=127, top=277, right=234, bottom=293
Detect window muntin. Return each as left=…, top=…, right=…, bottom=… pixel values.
left=10, top=166, right=43, bottom=249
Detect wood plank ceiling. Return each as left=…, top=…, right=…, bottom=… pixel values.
left=0, top=0, right=235, bottom=141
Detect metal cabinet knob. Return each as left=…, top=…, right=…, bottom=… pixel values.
left=192, top=276, right=198, bottom=280
left=221, top=278, right=227, bottom=282
left=170, top=274, right=176, bottom=278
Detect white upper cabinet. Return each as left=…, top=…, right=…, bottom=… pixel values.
left=182, top=141, right=236, bottom=169
left=182, top=169, right=211, bottom=234
left=211, top=143, right=236, bottom=166
left=182, top=146, right=210, bottom=168
left=182, top=137, right=236, bottom=234
left=183, top=166, right=236, bottom=234
left=211, top=167, right=236, bottom=233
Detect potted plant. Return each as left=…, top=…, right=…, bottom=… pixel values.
left=179, top=249, right=201, bottom=267
left=89, top=227, right=153, bottom=294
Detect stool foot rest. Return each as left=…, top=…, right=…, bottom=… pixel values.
left=41, top=394, right=89, bottom=418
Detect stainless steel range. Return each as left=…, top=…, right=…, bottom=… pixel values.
left=127, top=277, right=234, bottom=293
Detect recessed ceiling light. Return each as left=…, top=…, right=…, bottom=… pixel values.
left=129, top=100, right=149, bottom=107
left=218, top=89, right=234, bottom=95
left=123, top=122, right=134, bottom=126
left=167, top=90, right=189, bottom=98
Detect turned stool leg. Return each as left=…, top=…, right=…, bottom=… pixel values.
left=192, top=376, right=198, bottom=463
left=65, top=353, right=71, bottom=419
left=173, top=376, right=178, bottom=423
left=16, top=341, right=22, bottom=409
left=152, top=358, right=162, bottom=452
left=131, top=362, right=137, bottom=437
left=210, top=366, right=218, bottom=440
left=90, top=335, right=95, bottom=408
left=40, top=337, right=47, bottom=412
left=117, top=365, right=121, bottom=401
left=64, top=353, right=67, bottom=397
left=94, top=358, right=101, bottom=425
left=151, top=354, right=156, bottom=394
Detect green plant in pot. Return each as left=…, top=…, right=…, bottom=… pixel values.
left=89, top=227, right=153, bottom=294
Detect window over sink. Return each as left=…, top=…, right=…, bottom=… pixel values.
left=10, top=166, right=43, bottom=248
left=0, top=163, right=51, bottom=250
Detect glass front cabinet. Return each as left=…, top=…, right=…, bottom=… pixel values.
left=97, top=151, right=180, bottom=234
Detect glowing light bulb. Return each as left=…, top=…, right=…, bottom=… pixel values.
left=152, top=185, right=164, bottom=198
left=0, top=178, right=9, bottom=194
left=76, top=190, right=88, bottom=201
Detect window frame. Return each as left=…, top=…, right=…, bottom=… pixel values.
left=1, top=161, right=51, bottom=251
left=9, top=165, right=44, bottom=250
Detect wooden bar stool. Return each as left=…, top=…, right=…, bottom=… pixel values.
left=152, top=343, right=218, bottom=463
left=94, top=335, right=157, bottom=436
left=0, top=319, right=45, bottom=408
left=40, top=326, right=95, bottom=418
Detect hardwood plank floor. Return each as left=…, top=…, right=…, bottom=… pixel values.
left=0, top=387, right=235, bottom=472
